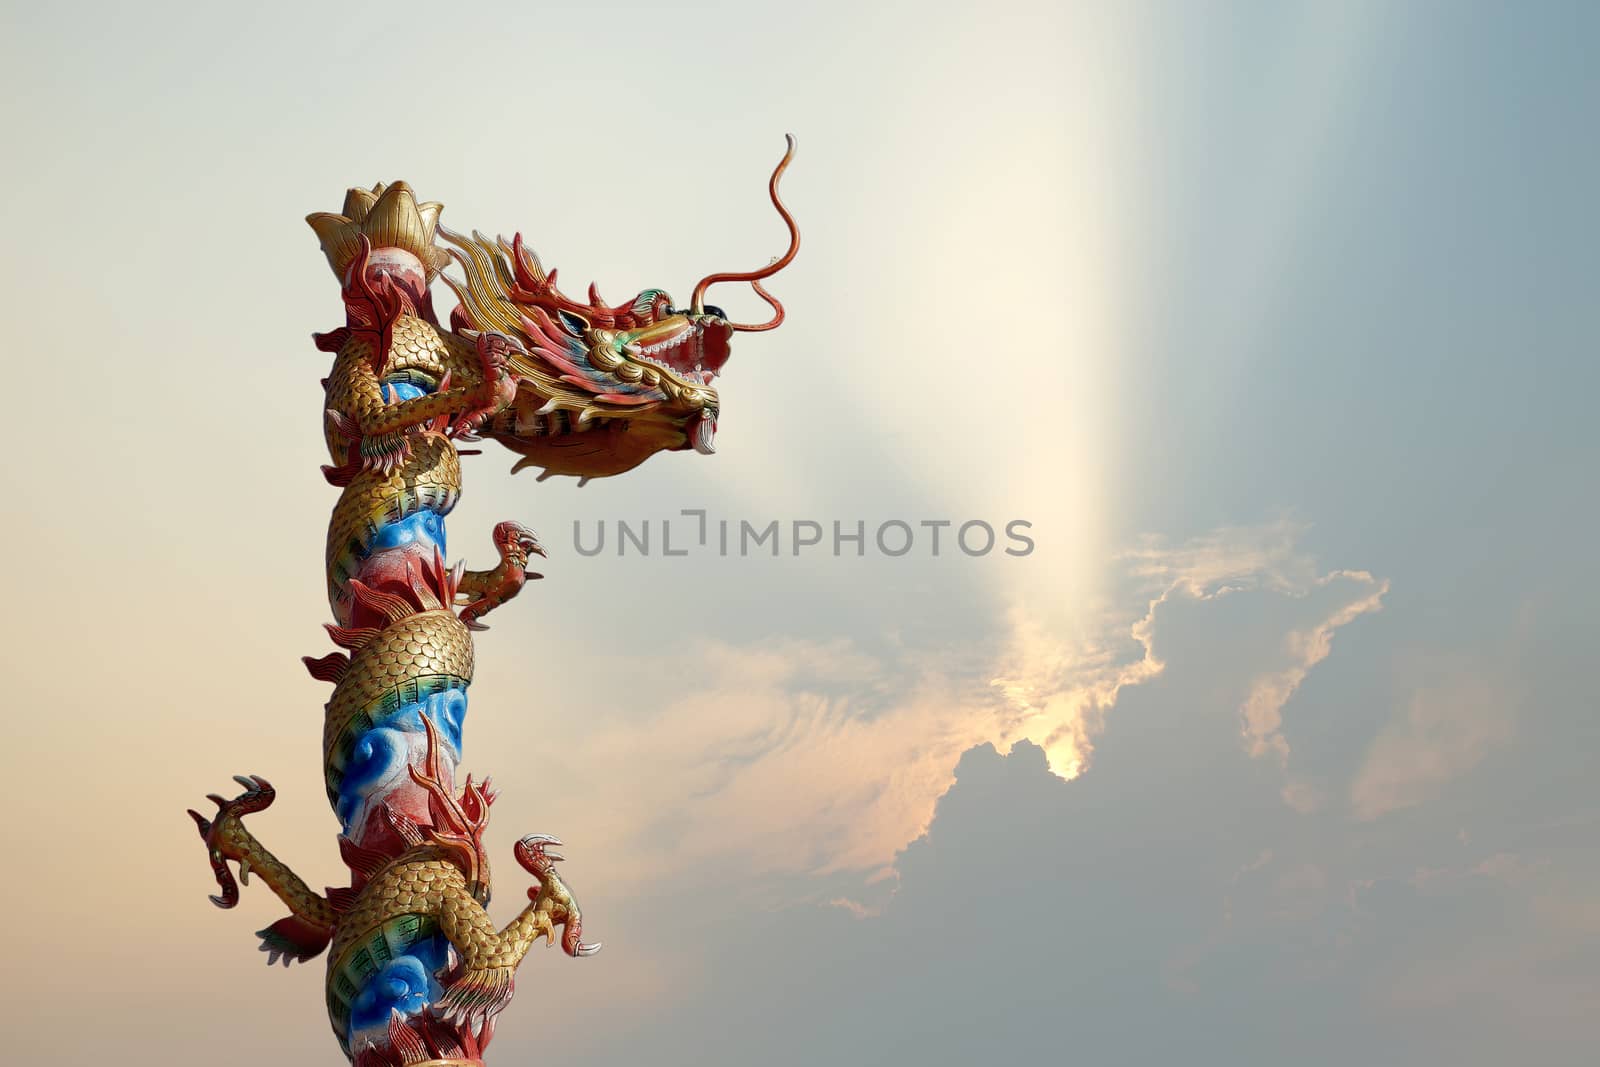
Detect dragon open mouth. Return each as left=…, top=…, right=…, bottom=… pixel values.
left=622, top=316, right=732, bottom=387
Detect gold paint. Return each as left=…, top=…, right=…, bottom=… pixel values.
left=307, top=181, right=451, bottom=281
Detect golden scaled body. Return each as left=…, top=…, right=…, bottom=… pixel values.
left=327, top=847, right=570, bottom=1034
left=325, top=431, right=462, bottom=606
left=322, top=316, right=486, bottom=466
left=319, top=608, right=475, bottom=813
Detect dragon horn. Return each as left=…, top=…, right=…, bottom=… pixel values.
left=690, top=134, right=800, bottom=330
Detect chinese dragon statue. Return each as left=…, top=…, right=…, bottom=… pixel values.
left=189, top=137, right=798, bottom=1065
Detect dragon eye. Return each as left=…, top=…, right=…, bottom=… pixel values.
left=557, top=310, right=589, bottom=335
left=702, top=304, right=727, bottom=320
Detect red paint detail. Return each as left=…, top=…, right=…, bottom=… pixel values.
left=313, top=327, right=351, bottom=353
left=302, top=651, right=350, bottom=684
left=325, top=623, right=379, bottom=651
left=386, top=1011, right=431, bottom=1063
left=325, top=886, right=358, bottom=913
left=256, top=913, right=333, bottom=964
left=337, top=835, right=389, bottom=882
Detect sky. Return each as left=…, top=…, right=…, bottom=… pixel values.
left=1, top=1, right=1596, bottom=1063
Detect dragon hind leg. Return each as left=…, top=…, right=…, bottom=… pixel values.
left=188, top=775, right=337, bottom=965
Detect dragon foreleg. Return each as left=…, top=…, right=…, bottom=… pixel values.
left=456, top=521, right=545, bottom=631
left=325, top=326, right=521, bottom=475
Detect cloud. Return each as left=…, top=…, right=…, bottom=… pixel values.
left=1119, top=517, right=1322, bottom=597
left=555, top=522, right=1388, bottom=892
left=1238, top=569, right=1390, bottom=761
left=1350, top=674, right=1514, bottom=821
left=1121, top=519, right=1390, bottom=764
left=526, top=673, right=1592, bottom=1067
left=987, top=600, right=1163, bottom=780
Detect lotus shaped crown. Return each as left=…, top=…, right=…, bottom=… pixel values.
left=306, top=181, right=451, bottom=282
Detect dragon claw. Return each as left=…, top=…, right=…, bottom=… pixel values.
left=506, top=522, right=546, bottom=559
left=190, top=776, right=276, bottom=908
left=511, top=833, right=597, bottom=957
left=230, top=775, right=277, bottom=813
left=514, top=833, right=566, bottom=878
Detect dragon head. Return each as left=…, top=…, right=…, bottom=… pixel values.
left=440, top=136, right=799, bottom=483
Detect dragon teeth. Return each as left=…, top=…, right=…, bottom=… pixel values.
left=641, top=332, right=692, bottom=357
